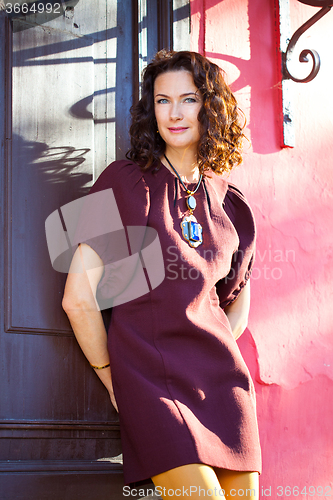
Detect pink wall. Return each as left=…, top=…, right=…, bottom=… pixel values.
left=191, top=0, right=333, bottom=495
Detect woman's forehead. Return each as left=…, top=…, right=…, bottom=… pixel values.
left=154, top=70, right=198, bottom=94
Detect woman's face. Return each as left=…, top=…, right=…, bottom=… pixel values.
left=154, top=70, right=202, bottom=156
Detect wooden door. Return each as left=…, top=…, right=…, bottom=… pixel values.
left=0, top=1, right=189, bottom=498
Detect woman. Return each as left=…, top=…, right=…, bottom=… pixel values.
left=62, top=50, right=261, bottom=499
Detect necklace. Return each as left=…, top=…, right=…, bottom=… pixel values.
left=164, top=154, right=203, bottom=248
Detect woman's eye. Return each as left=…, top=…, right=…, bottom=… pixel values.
left=184, top=97, right=197, bottom=103
left=156, top=98, right=169, bottom=104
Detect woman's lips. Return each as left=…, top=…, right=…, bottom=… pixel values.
left=168, top=127, right=188, bottom=133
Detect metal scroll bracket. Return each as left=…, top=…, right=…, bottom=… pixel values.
left=279, top=0, right=332, bottom=147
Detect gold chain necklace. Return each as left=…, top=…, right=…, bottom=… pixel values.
left=164, top=154, right=203, bottom=248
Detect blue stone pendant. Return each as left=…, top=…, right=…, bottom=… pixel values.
left=180, top=214, right=203, bottom=248
left=186, top=195, right=196, bottom=211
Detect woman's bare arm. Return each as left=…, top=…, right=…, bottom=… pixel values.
left=62, top=243, right=118, bottom=411
left=224, top=280, right=251, bottom=340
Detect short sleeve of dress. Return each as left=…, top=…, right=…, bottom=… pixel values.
left=215, top=183, right=256, bottom=309
left=73, top=160, right=150, bottom=309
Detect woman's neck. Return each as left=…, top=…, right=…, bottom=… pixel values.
left=162, top=147, right=200, bottom=183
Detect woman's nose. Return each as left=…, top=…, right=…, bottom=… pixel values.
left=169, top=102, right=183, bottom=121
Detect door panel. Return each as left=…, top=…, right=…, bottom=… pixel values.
left=1, top=0, right=124, bottom=474
left=10, top=26, right=94, bottom=334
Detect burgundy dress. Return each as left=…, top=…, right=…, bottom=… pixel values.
left=79, top=159, right=261, bottom=485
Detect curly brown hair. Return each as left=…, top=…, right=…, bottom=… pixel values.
left=126, top=50, right=246, bottom=175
